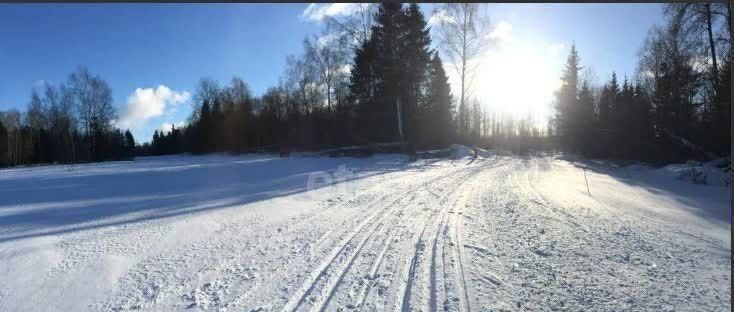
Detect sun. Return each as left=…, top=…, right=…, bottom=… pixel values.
left=472, top=40, right=562, bottom=125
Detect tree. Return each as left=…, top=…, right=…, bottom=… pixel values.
left=636, top=8, right=726, bottom=161
left=124, top=129, right=135, bottom=158
left=0, top=119, right=7, bottom=167
left=67, top=67, right=115, bottom=160
left=0, top=110, right=21, bottom=165
left=224, top=77, right=254, bottom=152
left=371, top=2, right=407, bottom=143
left=350, top=36, right=378, bottom=143
left=192, top=100, right=212, bottom=154
left=304, top=30, right=350, bottom=112
left=190, top=78, right=221, bottom=123
left=400, top=3, right=433, bottom=146
left=554, top=43, right=581, bottom=151
left=433, top=3, right=490, bottom=139
left=666, top=3, right=730, bottom=87
left=577, top=79, right=596, bottom=155
left=26, top=88, right=45, bottom=162
left=285, top=53, right=318, bottom=114
left=425, top=51, right=454, bottom=147
left=325, top=3, right=376, bottom=50
left=630, top=82, right=654, bottom=160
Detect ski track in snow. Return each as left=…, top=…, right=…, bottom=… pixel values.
left=0, top=153, right=729, bottom=311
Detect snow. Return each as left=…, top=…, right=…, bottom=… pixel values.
left=0, top=151, right=729, bottom=311
left=655, top=158, right=732, bottom=187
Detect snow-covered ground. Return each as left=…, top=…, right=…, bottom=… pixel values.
left=0, top=152, right=730, bottom=311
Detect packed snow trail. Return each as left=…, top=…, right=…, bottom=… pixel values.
left=0, top=153, right=729, bottom=311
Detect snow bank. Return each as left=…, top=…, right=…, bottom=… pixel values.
left=627, top=157, right=732, bottom=187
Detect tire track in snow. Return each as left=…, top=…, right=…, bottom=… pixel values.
left=449, top=181, right=473, bottom=312
left=317, top=166, right=481, bottom=311
left=281, top=164, right=467, bottom=312
left=395, top=160, right=501, bottom=312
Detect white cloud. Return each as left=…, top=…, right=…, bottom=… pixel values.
left=302, top=3, right=361, bottom=22
left=117, top=85, right=190, bottom=130
left=488, top=21, right=512, bottom=42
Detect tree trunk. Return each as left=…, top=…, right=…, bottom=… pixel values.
left=396, top=96, right=405, bottom=153
left=460, top=9, right=468, bottom=141
left=705, top=4, right=719, bottom=86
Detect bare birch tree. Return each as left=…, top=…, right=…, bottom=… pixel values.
left=432, top=3, right=490, bottom=138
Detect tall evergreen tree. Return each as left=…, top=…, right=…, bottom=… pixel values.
left=599, top=72, right=619, bottom=131
left=371, top=2, right=406, bottom=143
left=425, top=51, right=454, bottom=147
left=630, top=81, right=654, bottom=159
left=400, top=3, right=433, bottom=146
left=0, top=119, right=7, bottom=167
left=193, top=100, right=211, bottom=154
left=124, top=129, right=135, bottom=159
left=554, top=42, right=581, bottom=151
left=577, top=80, right=596, bottom=155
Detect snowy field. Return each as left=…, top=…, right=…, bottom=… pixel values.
left=0, top=151, right=730, bottom=311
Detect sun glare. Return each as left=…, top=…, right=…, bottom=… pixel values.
left=472, top=40, right=562, bottom=125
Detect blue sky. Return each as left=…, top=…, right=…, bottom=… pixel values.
left=0, top=3, right=664, bottom=142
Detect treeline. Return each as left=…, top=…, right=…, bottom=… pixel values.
left=145, top=3, right=456, bottom=157
left=0, top=68, right=136, bottom=167
left=553, top=3, right=730, bottom=163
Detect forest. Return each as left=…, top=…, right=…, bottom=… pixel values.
left=0, top=3, right=730, bottom=167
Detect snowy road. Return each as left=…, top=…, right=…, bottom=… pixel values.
left=0, top=153, right=730, bottom=311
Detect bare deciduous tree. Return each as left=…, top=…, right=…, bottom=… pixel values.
left=432, top=3, right=490, bottom=137
left=285, top=54, right=319, bottom=114
left=67, top=67, right=115, bottom=158
left=304, top=31, right=350, bottom=112
left=190, top=78, right=221, bottom=122
left=666, top=3, right=730, bottom=86
left=324, top=3, right=376, bottom=50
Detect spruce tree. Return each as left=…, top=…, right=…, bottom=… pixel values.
left=426, top=51, right=453, bottom=148
left=371, top=2, right=405, bottom=142
left=597, top=72, right=619, bottom=157
left=554, top=42, right=581, bottom=151
left=351, top=38, right=378, bottom=143
left=0, top=119, right=7, bottom=167
left=631, top=82, right=654, bottom=160
left=577, top=80, right=596, bottom=155
left=194, top=100, right=211, bottom=154
left=124, top=130, right=135, bottom=158
left=400, top=3, right=433, bottom=145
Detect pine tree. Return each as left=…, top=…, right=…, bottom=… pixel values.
left=211, top=97, right=224, bottom=152
left=426, top=51, right=454, bottom=147
left=630, top=82, right=654, bottom=159
left=597, top=72, right=619, bottom=157
left=124, top=129, right=135, bottom=159
left=400, top=3, right=433, bottom=146
left=370, top=2, right=406, bottom=143
left=577, top=80, right=596, bottom=155
left=554, top=42, right=581, bottom=151
left=0, top=119, right=7, bottom=167
left=193, top=100, right=211, bottom=154
left=152, top=130, right=161, bottom=156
